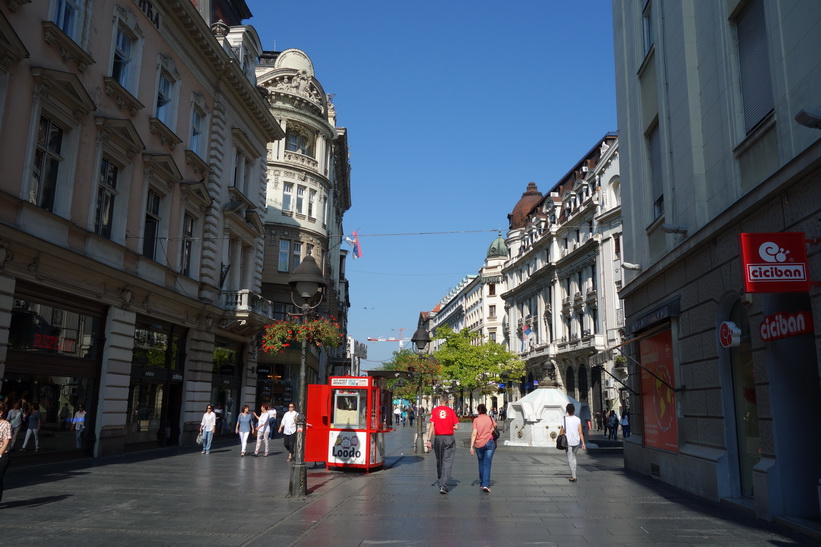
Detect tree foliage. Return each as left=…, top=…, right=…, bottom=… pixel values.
left=432, top=325, right=524, bottom=394
left=377, top=349, right=441, bottom=401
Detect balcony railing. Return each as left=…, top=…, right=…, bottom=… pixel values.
left=283, top=150, right=319, bottom=171
left=222, top=289, right=274, bottom=321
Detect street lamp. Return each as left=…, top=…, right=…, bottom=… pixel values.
left=287, top=253, right=326, bottom=497
left=410, top=325, right=430, bottom=454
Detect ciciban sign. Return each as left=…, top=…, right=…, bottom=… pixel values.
left=759, top=311, right=814, bottom=342
left=739, top=232, right=810, bottom=293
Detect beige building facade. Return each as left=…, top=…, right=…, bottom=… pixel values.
left=0, top=0, right=284, bottom=460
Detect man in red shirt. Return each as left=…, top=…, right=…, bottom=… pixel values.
left=425, top=396, right=459, bottom=494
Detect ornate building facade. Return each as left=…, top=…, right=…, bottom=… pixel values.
left=0, top=0, right=284, bottom=460
left=255, top=48, right=352, bottom=407
left=502, top=134, right=624, bottom=419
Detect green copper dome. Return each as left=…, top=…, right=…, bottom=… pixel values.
left=487, top=234, right=508, bottom=259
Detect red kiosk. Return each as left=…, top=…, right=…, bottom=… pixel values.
left=305, top=372, right=405, bottom=471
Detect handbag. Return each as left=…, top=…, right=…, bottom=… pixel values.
left=556, top=417, right=568, bottom=450
left=196, top=431, right=203, bottom=445
left=491, top=418, right=500, bottom=441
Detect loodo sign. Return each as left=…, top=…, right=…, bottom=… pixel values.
left=760, top=311, right=813, bottom=342
left=739, top=233, right=810, bottom=293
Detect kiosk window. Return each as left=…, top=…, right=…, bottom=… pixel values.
left=332, top=389, right=365, bottom=428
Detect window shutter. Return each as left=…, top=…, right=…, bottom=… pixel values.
left=737, top=0, right=773, bottom=134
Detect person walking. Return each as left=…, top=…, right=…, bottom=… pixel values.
left=199, top=404, right=216, bottom=455
left=7, top=401, right=22, bottom=451
left=266, top=405, right=278, bottom=441
left=235, top=405, right=254, bottom=456
left=0, top=402, right=12, bottom=503
left=425, top=396, right=459, bottom=494
left=253, top=404, right=271, bottom=456
left=72, top=403, right=87, bottom=448
left=620, top=411, right=631, bottom=438
left=608, top=410, right=619, bottom=440
left=560, top=403, right=586, bottom=482
left=20, top=402, right=41, bottom=452
left=469, top=403, right=496, bottom=493
left=278, top=402, right=297, bottom=461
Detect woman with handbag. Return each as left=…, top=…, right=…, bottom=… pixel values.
left=469, top=404, right=497, bottom=493
left=559, top=403, right=586, bottom=482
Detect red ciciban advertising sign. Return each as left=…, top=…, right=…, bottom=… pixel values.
left=739, top=232, right=810, bottom=293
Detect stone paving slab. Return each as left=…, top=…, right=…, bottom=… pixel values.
left=0, top=427, right=816, bottom=545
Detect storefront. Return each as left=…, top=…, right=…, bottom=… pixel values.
left=2, top=283, right=104, bottom=459
left=125, top=320, right=186, bottom=449
left=211, top=339, right=243, bottom=435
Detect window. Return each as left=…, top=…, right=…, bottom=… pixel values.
left=488, top=283, right=496, bottom=296
left=614, top=233, right=621, bottom=256
left=156, top=70, right=174, bottom=126
left=112, top=25, right=133, bottom=88
left=293, top=242, right=302, bottom=268
left=31, top=115, right=64, bottom=212
left=285, top=125, right=314, bottom=157
left=296, top=185, right=305, bottom=214
left=181, top=212, right=195, bottom=276
left=190, top=107, right=204, bottom=157
left=231, top=148, right=254, bottom=196
left=143, top=188, right=161, bottom=260
left=308, top=189, right=317, bottom=218
left=95, top=156, right=119, bottom=239
left=282, top=182, right=293, bottom=211
left=642, top=0, right=654, bottom=55
left=54, top=0, right=80, bottom=40
left=489, top=305, right=496, bottom=318
left=648, top=121, right=663, bottom=219
left=736, top=0, right=773, bottom=134
left=278, top=240, right=290, bottom=272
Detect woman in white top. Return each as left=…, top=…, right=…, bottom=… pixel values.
left=199, top=404, right=216, bottom=454
left=72, top=404, right=87, bottom=448
left=559, top=403, right=586, bottom=482
left=278, top=403, right=298, bottom=461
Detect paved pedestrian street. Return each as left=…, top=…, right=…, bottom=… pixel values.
left=1, top=426, right=815, bottom=546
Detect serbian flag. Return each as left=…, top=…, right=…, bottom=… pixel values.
left=347, top=231, right=362, bottom=259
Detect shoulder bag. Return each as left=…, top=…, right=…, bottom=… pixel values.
left=556, top=416, right=568, bottom=450
left=490, top=417, right=500, bottom=441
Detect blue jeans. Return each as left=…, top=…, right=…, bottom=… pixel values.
left=475, top=439, right=496, bottom=488
left=202, top=430, right=213, bottom=453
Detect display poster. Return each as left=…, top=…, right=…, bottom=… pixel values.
left=328, top=430, right=366, bottom=466
left=640, top=330, right=679, bottom=452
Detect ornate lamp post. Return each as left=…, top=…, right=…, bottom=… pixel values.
left=410, top=325, right=430, bottom=454
left=287, top=253, right=326, bottom=497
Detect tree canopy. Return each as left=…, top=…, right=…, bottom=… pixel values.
left=376, top=348, right=441, bottom=401
left=432, top=325, right=524, bottom=395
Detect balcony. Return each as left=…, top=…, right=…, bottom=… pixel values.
left=283, top=150, right=319, bottom=172
left=220, top=289, right=275, bottom=333
left=586, top=287, right=598, bottom=306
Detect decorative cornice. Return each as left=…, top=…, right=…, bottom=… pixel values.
left=103, top=77, right=144, bottom=116
left=149, top=118, right=183, bottom=150
left=42, top=21, right=95, bottom=72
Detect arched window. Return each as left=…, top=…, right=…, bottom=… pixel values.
left=285, top=123, right=315, bottom=157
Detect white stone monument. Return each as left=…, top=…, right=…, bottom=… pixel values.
left=503, top=387, right=595, bottom=448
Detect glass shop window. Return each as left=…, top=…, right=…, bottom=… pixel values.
left=332, top=389, right=366, bottom=429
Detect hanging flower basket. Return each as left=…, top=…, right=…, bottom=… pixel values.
left=261, top=316, right=343, bottom=354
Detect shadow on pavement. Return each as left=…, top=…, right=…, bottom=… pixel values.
left=0, top=494, right=73, bottom=508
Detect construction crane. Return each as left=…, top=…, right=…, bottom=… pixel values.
left=367, top=328, right=408, bottom=351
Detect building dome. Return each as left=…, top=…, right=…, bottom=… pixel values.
left=487, top=234, right=508, bottom=259
left=508, top=182, right=543, bottom=229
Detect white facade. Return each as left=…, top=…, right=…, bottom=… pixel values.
left=255, top=48, right=352, bottom=400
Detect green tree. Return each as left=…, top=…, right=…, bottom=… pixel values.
left=378, top=348, right=441, bottom=401
left=432, top=325, right=524, bottom=411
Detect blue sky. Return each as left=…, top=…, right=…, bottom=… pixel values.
left=246, top=0, right=618, bottom=368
